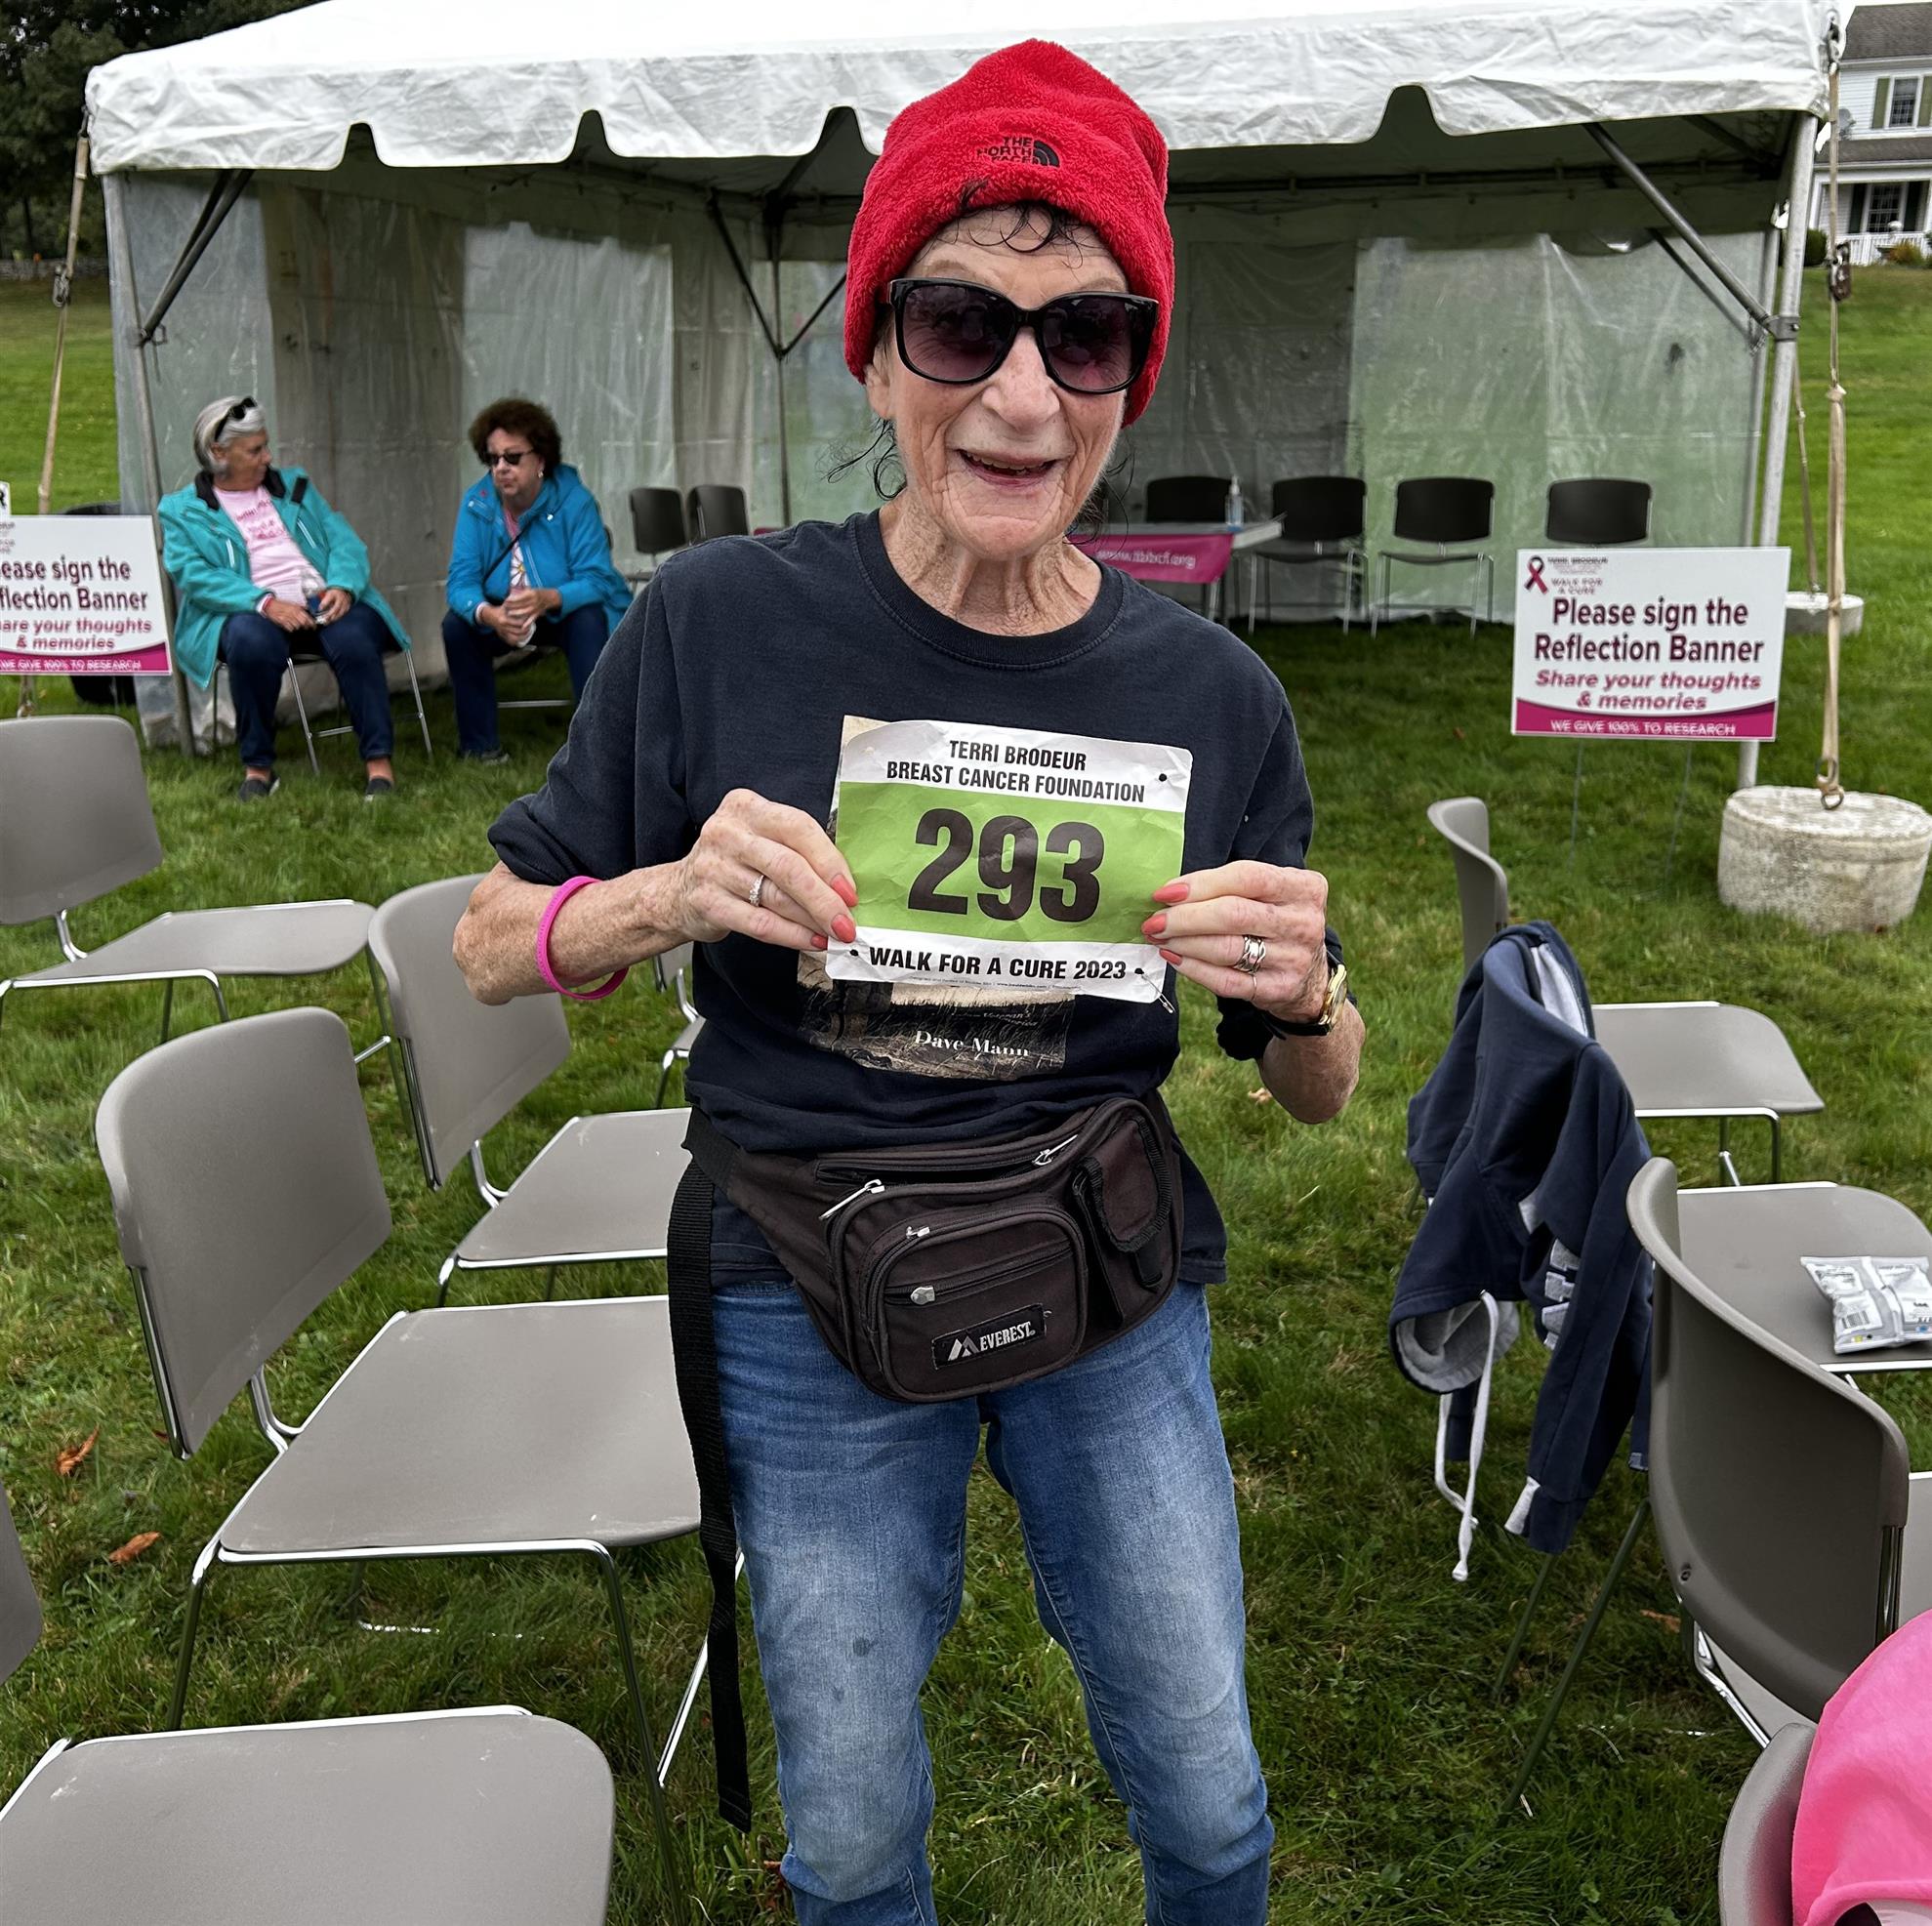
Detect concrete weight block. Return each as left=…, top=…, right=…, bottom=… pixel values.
left=1719, top=785, right=1931, bottom=935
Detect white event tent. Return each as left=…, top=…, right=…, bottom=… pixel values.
left=85, top=0, right=1834, bottom=725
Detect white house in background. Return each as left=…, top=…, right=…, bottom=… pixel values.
left=1813, top=1, right=1932, bottom=257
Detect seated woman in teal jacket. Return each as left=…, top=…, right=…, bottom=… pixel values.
left=442, top=397, right=633, bottom=761
left=157, top=395, right=410, bottom=801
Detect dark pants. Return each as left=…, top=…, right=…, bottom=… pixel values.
left=440, top=604, right=610, bottom=756
left=219, top=603, right=395, bottom=770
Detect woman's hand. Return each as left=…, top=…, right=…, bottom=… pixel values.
left=480, top=601, right=536, bottom=647
left=503, top=585, right=558, bottom=629
left=315, top=586, right=352, bottom=623
left=666, top=789, right=859, bottom=956
left=1142, top=859, right=1331, bottom=1019
left=261, top=595, right=316, bottom=633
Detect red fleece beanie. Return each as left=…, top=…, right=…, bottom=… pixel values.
left=844, top=40, right=1173, bottom=425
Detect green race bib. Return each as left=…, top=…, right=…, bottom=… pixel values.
left=827, top=718, right=1192, bottom=1005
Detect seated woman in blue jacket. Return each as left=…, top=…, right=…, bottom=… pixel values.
left=441, top=397, right=633, bottom=761
left=158, top=394, right=409, bottom=801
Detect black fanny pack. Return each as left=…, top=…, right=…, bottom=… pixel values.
left=665, top=1094, right=1183, bottom=1824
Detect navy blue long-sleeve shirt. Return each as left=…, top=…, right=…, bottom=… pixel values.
left=488, top=511, right=1339, bottom=1285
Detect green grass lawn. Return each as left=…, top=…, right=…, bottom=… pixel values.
left=1, top=266, right=1929, bottom=1923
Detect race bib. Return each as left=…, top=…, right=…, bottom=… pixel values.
left=826, top=718, right=1191, bottom=1005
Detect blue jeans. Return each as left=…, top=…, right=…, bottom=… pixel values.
left=218, top=603, right=395, bottom=769
left=439, top=603, right=610, bottom=756
left=715, top=1278, right=1272, bottom=1924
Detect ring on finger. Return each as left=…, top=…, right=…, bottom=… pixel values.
left=748, top=873, right=767, bottom=911
left=1236, top=934, right=1267, bottom=975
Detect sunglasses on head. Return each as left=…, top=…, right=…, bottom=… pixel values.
left=225, top=396, right=258, bottom=426
left=886, top=278, right=1159, bottom=396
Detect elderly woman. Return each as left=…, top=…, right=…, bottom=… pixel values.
left=441, top=396, right=633, bottom=761
left=158, top=396, right=408, bottom=799
left=455, top=41, right=1361, bottom=1923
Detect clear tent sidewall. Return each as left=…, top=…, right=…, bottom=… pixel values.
left=96, top=100, right=1815, bottom=748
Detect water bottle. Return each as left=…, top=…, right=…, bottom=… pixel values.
left=1225, top=477, right=1244, bottom=529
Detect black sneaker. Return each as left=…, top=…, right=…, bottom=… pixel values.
left=460, top=747, right=512, bottom=766
left=363, top=776, right=395, bottom=801
left=236, top=774, right=279, bottom=802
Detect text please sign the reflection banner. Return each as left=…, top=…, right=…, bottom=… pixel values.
left=1512, top=547, right=1788, bottom=741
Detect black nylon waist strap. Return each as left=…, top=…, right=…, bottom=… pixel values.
left=666, top=1153, right=753, bottom=1829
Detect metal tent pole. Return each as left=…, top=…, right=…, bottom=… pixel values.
left=102, top=169, right=195, bottom=758
left=769, top=217, right=793, bottom=528
left=1738, top=113, right=1819, bottom=791
left=1740, top=224, right=1779, bottom=544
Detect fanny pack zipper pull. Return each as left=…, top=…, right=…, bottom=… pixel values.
left=1033, top=1133, right=1080, bottom=1168
left=820, top=1177, right=885, bottom=1221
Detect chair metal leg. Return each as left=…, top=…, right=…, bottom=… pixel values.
left=592, top=1547, right=693, bottom=1926
left=208, top=976, right=230, bottom=1022
left=363, top=952, right=404, bottom=1091
left=403, top=649, right=432, bottom=760
left=654, top=1052, right=676, bottom=1108
left=1770, top=1115, right=1782, bottom=1184
left=1506, top=1495, right=1650, bottom=1809
left=285, top=662, right=322, bottom=777
left=1494, top=1552, right=1559, bottom=1701
left=433, top=1255, right=460, bottom=1309
left=167, top=1540, right=220, bottom=1729
left=159, top=979, right=176, bottom=1045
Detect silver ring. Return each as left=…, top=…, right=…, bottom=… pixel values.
left=1236, top=934, right=1267, bottom=975
left=748, top=873, right=767, bottom=911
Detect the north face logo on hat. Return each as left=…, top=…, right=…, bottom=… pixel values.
left=981, top=135, right=1061, bottom=168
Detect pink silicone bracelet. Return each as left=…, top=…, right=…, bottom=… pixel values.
left=535, top=876, right=629, bottom=1001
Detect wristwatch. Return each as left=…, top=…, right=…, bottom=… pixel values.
left=1257, top=959, right=1350, bottom=1040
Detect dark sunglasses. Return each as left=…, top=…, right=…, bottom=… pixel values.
left=225, top=396, right=258, bottom=426
left=886, top=278, right=1159, bottom=396
left=483, top=447, right=535, bottom=468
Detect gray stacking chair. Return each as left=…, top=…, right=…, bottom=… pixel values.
left=93, top=1007, right=703, bottom=1924
left=1640, top=1158, right=1930, bottom=1735
left=1514, top=1159, right=1930, bottom=1794
left=368, top=876, right=689, bottom=1304
left=653, top=939, right=703, bottom=1106
left=0, top=715, right=377, bottom=1047
left=0, top=1477, right=616, bottom=1925
left=1718, top=1720, right=1815, bottom=1926
left=1426, top=797, right=1822, bottom=1180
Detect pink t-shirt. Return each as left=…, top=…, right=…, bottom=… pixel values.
left=214, top=486, right=321, bottom=604
left=1792, top=1613, right=1932, bottom=1926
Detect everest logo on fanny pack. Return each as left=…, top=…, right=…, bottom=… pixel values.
left=934, top=1305, right=1047, bottom=1370
left=981, top=135, right=1060, bottom=168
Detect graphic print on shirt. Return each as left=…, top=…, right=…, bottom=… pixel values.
left=214, top=487, right=322, bottom=603
left=797, top=716, right=1191, bottom=1081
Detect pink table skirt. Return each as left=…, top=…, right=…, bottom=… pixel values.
left=1069, top=531, right=1237, bottom=585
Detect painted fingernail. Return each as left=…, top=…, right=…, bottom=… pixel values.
left=811, top=931, right=829, bottom=950
left=834, top=875, right=859, bottom=907
left=1152, top=881, right=1190, bottom=905
left=833, top=914, right=858, bottom=944
left=1160, top=948, right=1182, bottom=967
left=1141, top=913, right=1168, bottom=937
